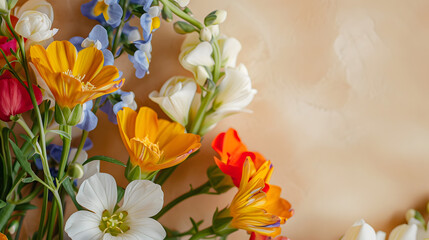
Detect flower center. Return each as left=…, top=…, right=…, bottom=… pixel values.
left=63, top=69, right=95, bottom=91
left=130, top=136, right=163, bottom=165
left=99, top=210, right=129, bottom=236
left=93, top=1, right=110, bottom=21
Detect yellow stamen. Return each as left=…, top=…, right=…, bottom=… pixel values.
left=93, top=1, right=110, bottom=21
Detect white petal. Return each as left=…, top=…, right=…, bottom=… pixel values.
left=65, top=211, right=103, bottom=240
left=174, top=0, right=190, bottom=8
left=388, top=224, right=417, bottom=240
left=16, top=0, right=54, bottom=21
left=122, top=218, right=166, bottom=240
left=119, top=180, right=163, bottom=219
left=77, top=173, right=117, bottom=216
left=342, top=219, right=377, bottom=240
left=185, top=42, right=214, bottom=67
left=220, top=37, right=241, bottom=68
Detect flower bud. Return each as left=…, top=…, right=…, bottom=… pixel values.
left=125, top=159, right=158, bottom=181
left=54, top=104, right=83, bottom=126
left=406, top=209, right=416, bottom=222
left=174, top=0, right=190, bottom=8
left=173, top=21, right=196, bottom=34
left=204, top=10, right=227, bottom=26
left=207, top=165, right=234, bottom=194
left=8, top=219, right=19, bottom=234
left=212, top=207, right=236, bottom=236
left=200, top=27, right=212, bottom=42
left=67, top=163, right=84, bottom=179
left=0, top=0, right=8, bottom=13
left=15, top=10, right=58, bottom=42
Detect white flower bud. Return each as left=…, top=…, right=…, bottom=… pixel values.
left=406, top=209, right=416, bottom=222
left=15, top=10, right=58, bottom=42
left=0, top=0, right=8, bottom=13
left=200, top=27, right=212, bottom=42
left=149, top=76, right=197, bottom=126
left=342, top=220, right=378, bottom=240
left=174, top=0, right=190, bottom=8
left=15, top=0, right=54, bottom=22
left=212, top=10, right=227, bottom=25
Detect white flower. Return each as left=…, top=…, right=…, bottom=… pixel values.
left=65, top=173, right=166, bottom=240
left=342, top=220, right=386, bottom=240
left=388, top=224, right=417, bottom=240
left=0, top=0, right=8, bottom=12
left=149, top=76, right=197, bottom=126
left=174, top=0, right=190, bottom=8
left=14, top=0, right=54, bottom=22
left=68, top=149, right=99, bottom=186
left=15, top=10, right=58, bottom=42
left=218, top=36, right=241, bottom=68
left=179, top=34, right=214, bottom=85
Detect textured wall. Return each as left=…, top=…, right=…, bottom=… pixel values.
left=32, top=0, right=429, bottom=239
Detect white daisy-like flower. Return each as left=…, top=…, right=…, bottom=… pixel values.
left=65, top=173, right=166, bottom=240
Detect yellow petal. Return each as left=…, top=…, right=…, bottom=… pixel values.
left=162, top=133, right=201, bottom=160
left=156, top=119, right=186, bottom=148
left=134, top=107, right=159, bottom=142
left=30, top=44, right=54, bottom=72
left=73, top=47, right=104, bottom=82
left=46, top=41, right=77, bottom=73
left=88, top=65, right=119, bottom=89
left=117, top=107, right=138, bottom=160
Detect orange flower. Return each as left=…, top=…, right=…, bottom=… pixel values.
left=212, top=128, right=268, bottom=187
left=117, top=107, right=201, bottom=172
left=0, top=232, right=7, bottom=240
left=250, top=232, right=290, bottom=240
left=29, top=41, right=123, bottom=108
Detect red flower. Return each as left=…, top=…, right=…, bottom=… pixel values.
left=0, top=78, right=42, bottom=122
left=0, top=36, right=18, bottom=67
left=212, top=128, right=269, bottom=187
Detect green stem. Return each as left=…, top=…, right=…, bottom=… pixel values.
left=159, top=0, right=204, bottom=29
left=52, top=191, right=64, bottom=240
left=57, top=125, right=72, bottom=179
left=154, top=181, right=211, bottom=220
left=0, top=203, right=15, bottom=231
left=211, top=38, right=222, bottom=83
left=189, top=227, right=214, bottom=240
left=189, top=90, right=215, bottom=134
left=111, top=0, right=130, bottom=55
left=37, top=188, right=49, bottom=240
left=154, top=165, right=177, bottom=186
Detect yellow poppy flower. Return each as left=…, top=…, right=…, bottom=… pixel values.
left=117, top=107, right=201, bottom=172
left=229, top=159, right=282, bottom=237
left=29, top=41, right=123, bottom=108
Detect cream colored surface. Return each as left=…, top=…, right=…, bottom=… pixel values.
left=28, top=0, right=429, bottom=239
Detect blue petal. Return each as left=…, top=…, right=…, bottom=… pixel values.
left=128, top=51, right=149, bottom=78
left=83, top=138, right=93, bottom=151
left=140, top=13, right=152, bottom=41
left=129, top=0, right=152, bottom=12
left=113, top=102, right=127, bottom=115
left=48, top=144, right=63, bottom=163
left=88, top=25, right=109, bottom=49
left=106, top=3, right=123, bottom=28
left=76, top=110, right=98, bottom=132
left=100, top=100, right=118, bottom=124
left=81, top=0, right=106, bottom=24
left=69, top=36, right=84, bottom=52
left=35, top=157, right=43, bottom=170
left=102, top=49, right=114, bottom=66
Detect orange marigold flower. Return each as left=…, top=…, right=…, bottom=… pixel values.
left=117, top=107, right=201, bottom=172
left=29, top=41, right=123, bottom=108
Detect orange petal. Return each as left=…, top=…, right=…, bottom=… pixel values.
left=88, top=65, right=119, bottom=89
left=30, top=44, right=54, bottom=72
left=134, top=107, right=159, bottom=142
left=46, top=41, right=77, bottom=73
left=265, top=185, right=293, bottom=222
left=117, top=107, right=138, bottom=160
left=162, top=133, right=201, bottom=160
left=73, top=47, right=103, bottom=82
left=156, top=119, right=186, bottom=148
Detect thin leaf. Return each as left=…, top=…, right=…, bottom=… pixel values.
left=14, top=203, right=37, bottom=211
left=63, top=178, right=83, bottom=210
left=46, top=129, right=71, bottom=140
left=117, top=186, right=125, bottom=203
left=0, top=200, right=6, bottom=209
left=8, top=140, right=38, bottom=180
left=83, top=155, right=126, bottom=167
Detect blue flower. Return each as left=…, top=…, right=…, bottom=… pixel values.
left=76, top=101, right=98, bottom=132
left=130, top=0, right=152, bottom=12
left=122, top=22, right=141, bottom=42
left=81, top=0, right=123, bottom=28
left=69, top=25, right=114, bottom=66
left=100, top=90, right=137, bottom=124
left=140, top=6, right=160, bottom=42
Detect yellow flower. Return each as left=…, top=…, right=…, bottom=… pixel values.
left=29, top=40, right=123, bottom=108
left=229, top=159, right=282, bottom=237
left=117, top=107, right=201, bottom=172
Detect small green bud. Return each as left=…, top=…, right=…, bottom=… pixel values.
left=207, top=165, right=234, bottom=194
left=204, top=10, right=227, bottom=26
left=199, top=27, right=212, bottom=42
left=67, top=163, right=84, bottom=179
left=212, top=207, right=237, bottom=236
left=8, top=219, right=19, bottom=234
left=173, top=21, right=196, bottom=34
left=55, top=104, right=82, bottom=126
left=125, top=159, right=158, bottom=181
left=161, top=6, right=173, bottom=22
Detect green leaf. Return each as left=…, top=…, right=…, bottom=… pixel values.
left=173, top=21, right=196, bottom=34
left=161, top=5, right=173, bottom=22
left=22, top=177, right=34, bottom=183
left=207, top=165, right=234, bottom=194
left=63, top=178, right=83, bottom=210
left=83, top=155, right=126, bottom=167
left=46, top=130, right=71, bottom=140
left=14, top=203, right=37, bottom=211
left=0, top=200, right=6, bottom=209
left=204, top=11, right=217, bottom=26
left=8, top=140, right=38, bottom=180
left=117, top=186, right=125, bottom=203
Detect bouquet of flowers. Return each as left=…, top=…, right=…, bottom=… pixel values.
left=0, top=0, right=294, bottom=239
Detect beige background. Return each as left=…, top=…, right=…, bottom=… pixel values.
left=30, top=0, right=429, bottom=239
